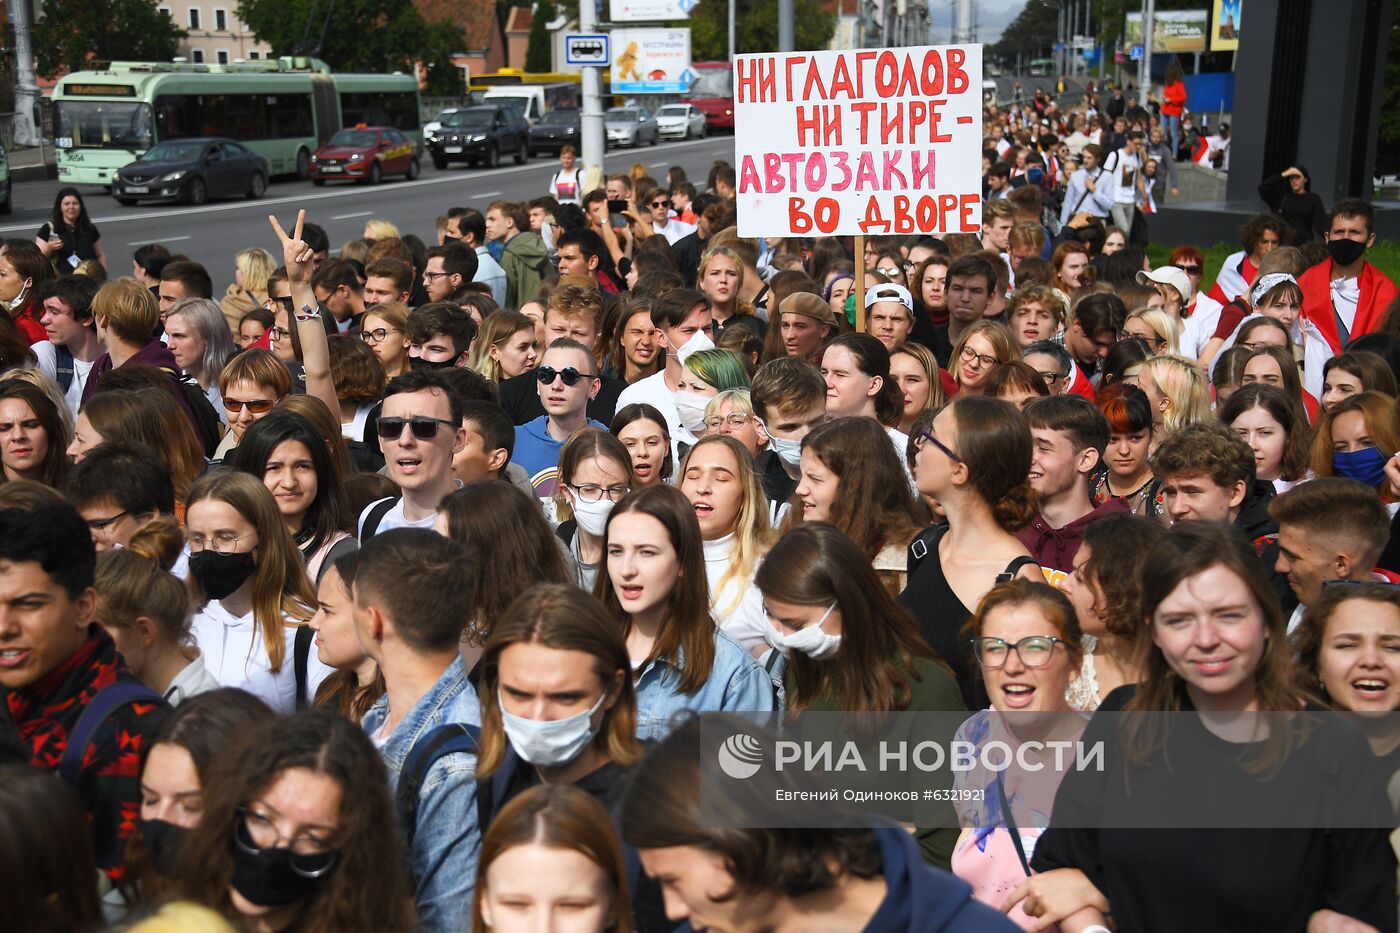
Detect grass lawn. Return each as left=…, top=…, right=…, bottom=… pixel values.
left=1146, top=240, right=1400, bottom=293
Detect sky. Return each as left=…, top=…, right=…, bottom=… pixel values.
left=923, top=0, right=1029, bottom=45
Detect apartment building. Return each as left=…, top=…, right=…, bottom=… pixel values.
left=158, top=3, right=273, bottom=64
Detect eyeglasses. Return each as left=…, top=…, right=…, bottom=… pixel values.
left=971, top=635, right=1065, bottom=669
left=1036, top=369, right=1066, bottom=385
left=568, top=482, right=631, bottom=503
left=914, top=429, right=962, bottom=463
left=376, top=416, right=458, bottom=441
left=360, top=327, right=400, bottom=345
left=959, top=345, right=999, bottom=369
left=422, top=271, right=452, bottom=282
left=187, top=530, right=253, bottom=554
left=268, top=326, right=288, bottom=343
left=1173, top=264, right=1202, bottom=275
left=85, top=511, right=130, bottom=534
left=705, top=412, right=752, bottom=430
left=536, top=365, right=595, bottom=386
left=224, top=397, right=276, bottom=414
left=236, top=808, right=339, bottom=876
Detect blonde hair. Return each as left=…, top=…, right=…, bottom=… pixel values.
left=1139, top=354, right=1211, bottom=436
left=363, top=219, right=401, bottom=242
left=185, top=471, right=316, bottom=672
left=1124, top=307, right=1181, bottom=355
left=468, top=310, right=535, bottom=382
left=234, top=248, right=276, bottom=303
left=890, top=343, right=948, bottom=414
left=93, top=277, right=159, bottom=344
left=680, top=436, right=773, bottom=619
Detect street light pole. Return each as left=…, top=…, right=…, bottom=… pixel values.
left=579, top=0, right=605, bottom=179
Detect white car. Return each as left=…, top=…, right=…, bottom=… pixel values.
left=654, top=103, right=707, bottom=140
left=423, top=109, right=464, bottom=146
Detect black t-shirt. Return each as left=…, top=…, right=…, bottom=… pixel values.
left=37, top=222, right=101, bottom=268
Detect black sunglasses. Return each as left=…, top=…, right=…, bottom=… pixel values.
left=536, top=365, right=594, bottom=386
left=1173, top=263, right=1202, bottom=275
left=376, top=416, right=457, bottom=440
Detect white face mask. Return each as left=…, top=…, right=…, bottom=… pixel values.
left=675, top=327, right=714, bottom=364
left=498, top=690, right=608, bottom=768
left=769, top=603, right=841, bottom=660
left=761, top=422, right=804, bottom=468
left=674, top=391, right=711, bottom=434
left=570, top=495, right=615, bottom=538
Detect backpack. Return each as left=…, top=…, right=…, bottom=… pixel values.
left=54, top=345, right=76, bottom=393
left=58, top=680, right=163, bottom=786
left=169, top=372, right=224, bottom=458
left=907, top=525, right=1038, bottom=582
left=360, top=497, right=400, bottom=542
left=396, top=722, right=481, bottom=851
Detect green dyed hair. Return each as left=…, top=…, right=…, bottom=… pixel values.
left=684, top=348, right=750, bottom=392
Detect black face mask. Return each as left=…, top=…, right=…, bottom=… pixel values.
left=1328, top=237, right=1367, bottom=268
left=188, top=551, right=256, bottom=601
left=229, top=839, right=335, bottom=908
left=141, top=818, right=189, bottom=878
left=409, top=355, right=456, bottom=371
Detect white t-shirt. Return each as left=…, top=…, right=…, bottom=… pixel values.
left=357, top=496, right=439, bottom=540
left=190, top=600, right=333, bottom=714
left=1107, top=148, right=1142, bottom=204
left=30, top=341, right=95, bottom=418
left=341, top=403, right=374, bottom=441
left=1332, top=276, right=1361, bottom=337
left=702, top=534, right=770, bottom=654
left=614, top=370, right=696, bottom=466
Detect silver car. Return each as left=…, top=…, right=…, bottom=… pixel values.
left=604, top=107, right=659, bottom=147
left=655, top=103, right=706, bottom=140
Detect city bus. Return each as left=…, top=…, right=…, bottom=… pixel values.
left=51, top=58, right=420, bottom=187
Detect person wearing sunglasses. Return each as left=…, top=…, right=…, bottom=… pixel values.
left=514, top=339, right=606, bottom=500
left=214, top=349, right=293, bottom=461
left=359, top=369, right=468, bottom=541
left=170, top=710, right=414, bottom=933
left=951, top=580, right=1086, bottom=922
left=646, top=186, right=696, bottom=245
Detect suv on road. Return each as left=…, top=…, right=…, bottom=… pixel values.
left=427, top=106, right=530, bottom=170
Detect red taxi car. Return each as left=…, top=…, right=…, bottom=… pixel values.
left=310, top=125, right=420, bottom=185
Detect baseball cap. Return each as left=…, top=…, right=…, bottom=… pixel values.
left=1136, top=266, right=1192, bottom=303
left=778, top=291, right=839, bottom=328
left=865, top=282, right=913, bottom=311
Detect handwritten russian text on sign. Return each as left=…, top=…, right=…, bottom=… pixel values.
left=734, top=45, right=983, bottom=238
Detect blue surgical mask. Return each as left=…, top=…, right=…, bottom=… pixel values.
left=1333, top=447, right=1388, bottom=488
left=498, top=690, right=608, bottom=768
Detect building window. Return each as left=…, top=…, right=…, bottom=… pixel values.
left=192, top=49, right=205, bottom=63
left=157, top=4, right=170, bottom=14
left=215, top=8, right=227, bottom=30
left=188, top=7, right=200, bottom=28
left=216, top=49, right=230, bottom=64
left=248, top=51, right=260, bottom=60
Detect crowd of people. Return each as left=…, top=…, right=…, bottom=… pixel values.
left=1, top=114, right=1399, bottom=933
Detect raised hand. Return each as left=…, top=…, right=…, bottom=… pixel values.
left=269, top=209, right=314, bottom=285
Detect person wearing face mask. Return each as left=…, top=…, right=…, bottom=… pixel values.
left=749, top=357, right=828, bottom=522
left=0, top=241, right=56, bottom=344
left=755, top=523, right=965, bottom=866
left=1309, top=391, right=1400, bottom=503
left=353, top=529, right=484, bottom=933
left=673, top=347, right=750, bottom=444
left=1299, top=199, right=1398, bottom=355
left=170, top=710, right=415, bottom=933
left=614, top=288, right=716, bottom=464
left=553, top=429, right=636, bottom=590
left=186, top=472, right=334, bottom=714
left=679, top=436, right=775, bottom=657
left=121, top=689, right=275, bottom=910
left=598, top=484, right=775, bottom=740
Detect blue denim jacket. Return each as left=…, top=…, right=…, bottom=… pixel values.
left=634, top=629, right=777, bottom=740
left=362, top=656, right=482, bottom=933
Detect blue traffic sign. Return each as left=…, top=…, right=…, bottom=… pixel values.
left=566, top=34, right=611, bottom=66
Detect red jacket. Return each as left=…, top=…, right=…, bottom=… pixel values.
left=10, top=296, right=47, bottom=344
left=1299, top=259, right=1398, bottom=354
left=1162, top=80, right=1187, bottom=117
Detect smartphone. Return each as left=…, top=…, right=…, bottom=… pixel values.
left=607, top=198, right=630, bottom=215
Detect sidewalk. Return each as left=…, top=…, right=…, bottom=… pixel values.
left=7, top=145, right=57, bottom=182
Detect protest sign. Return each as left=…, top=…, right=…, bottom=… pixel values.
left=733, top=45, right=983, bottom=239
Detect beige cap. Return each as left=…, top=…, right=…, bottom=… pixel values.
left=778, top=291, right=839, bottom=328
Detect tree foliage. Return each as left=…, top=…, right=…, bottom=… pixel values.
left=526, top=0, right=556, bottom=72
left=687, top=0, right=835, bottom=61
left=990, top=0, right=1058, bottom=62
left=34, top=0, right=185, bottom=77
left=237, top=0, right=466, bottom=95
left=1380, top=12, right=1400, bottom=175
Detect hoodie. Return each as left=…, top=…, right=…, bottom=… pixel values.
left=500, top=231, right=551, bottom=311
left=1017, top=497, right=1129, bottom=582
left=674, top=825, right=1018, bottom=932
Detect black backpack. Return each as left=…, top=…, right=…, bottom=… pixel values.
left=169, top=372, right=224, bottom=458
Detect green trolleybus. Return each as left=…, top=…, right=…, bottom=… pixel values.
left=52, top=58, right=420, bottom=188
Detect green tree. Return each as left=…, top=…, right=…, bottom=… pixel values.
left=1379, top=12, right=1400, bottom=175
left=686, top=0, right=834, bottom=60
left=526, top=0, right=556, bottom=72
left=34, top=0, right=185, bottom=77
left=991, top=0, right=1058, bottom=63
left=237, top=0, right=466, bottom=95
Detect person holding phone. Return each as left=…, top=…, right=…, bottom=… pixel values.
left=36, top=188, right=106, bottom=272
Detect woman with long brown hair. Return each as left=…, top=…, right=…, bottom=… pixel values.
left=1020, top=522, right=1395, bottom=933
left=185, top=470, right=330, bottom=713
left=1309, top=391, right=1400, bottom=499
left=171, top=710, right=415, bottom=933
left=307, top=551, right=383, bottom=722
left=598, top=484, right=774, bottom=740
left=0, top=379, right=69, bottom=487
left=71, top=387, right=204, bottom=503
left=473, top=784, right=633, bottom=933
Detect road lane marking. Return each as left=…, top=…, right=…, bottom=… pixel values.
left=331, top=210, right=374, bottom=220
left=127, top=235, right=190, bottom=245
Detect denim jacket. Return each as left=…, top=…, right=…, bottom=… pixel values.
left=633, top=628, right=777, bottom=740
left=362, top=656, right=482, bottom=933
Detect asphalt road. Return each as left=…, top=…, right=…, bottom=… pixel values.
left=0, top=135, right=737, bottom=276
